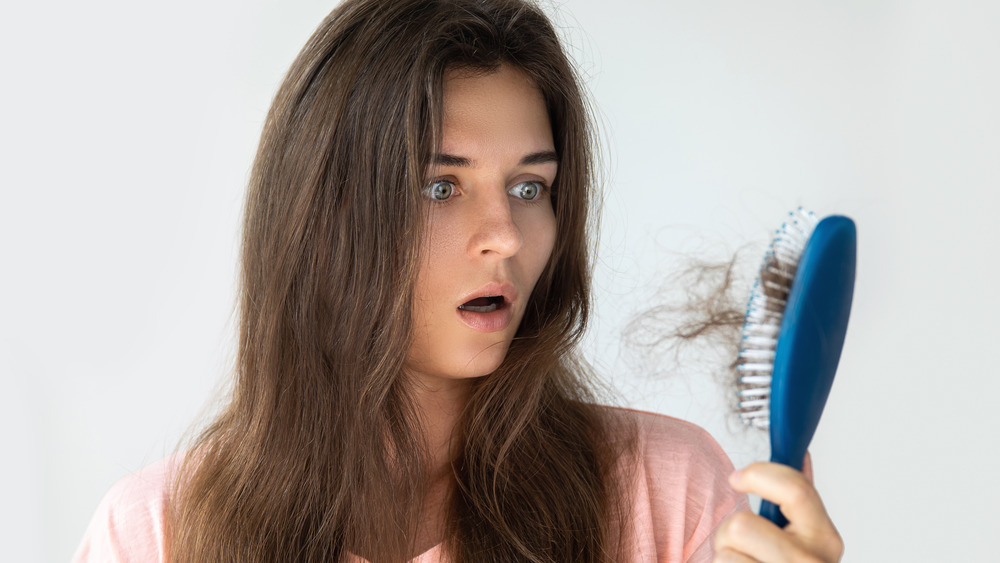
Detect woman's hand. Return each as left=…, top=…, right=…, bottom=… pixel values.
left=713, top=453, right=844, bottom=562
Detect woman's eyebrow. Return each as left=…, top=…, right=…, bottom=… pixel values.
left=520, top=150, right=558, bottom=166
left=432, top=153, right=472, bottom=167
left=430, top=150, right=558, bottom=167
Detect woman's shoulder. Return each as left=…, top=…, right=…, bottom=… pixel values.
left=600, top=406, right=733, bottom=462
left=72, top=453, right=184, bottom=563
left=606, top=406, right=743, bottom=494
left=598, top=406, right=750, bottom=562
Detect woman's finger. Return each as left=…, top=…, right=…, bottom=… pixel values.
left=728, top=463, right=844, bottom=560
left=713, top=510, right=813, bottom=563
left=713, top=546, right=763, bottom=563
left=802, top=451, right=813, bottom=484
left=729, top=463, right=830, bottom=532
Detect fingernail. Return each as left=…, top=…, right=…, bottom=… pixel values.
left=729, top=468, right=742, bottom=485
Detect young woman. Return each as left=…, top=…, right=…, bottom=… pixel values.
left=74, top=0, right=843, bottom=561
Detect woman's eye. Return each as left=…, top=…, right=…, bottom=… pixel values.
left=423, top=180, right=455, bottom=201
left=509, top=181, right=543, bottom=201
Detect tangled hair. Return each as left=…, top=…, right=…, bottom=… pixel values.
left=623, top=249, right=760, bottom=421
left=169, top=0, right=635, bottom=561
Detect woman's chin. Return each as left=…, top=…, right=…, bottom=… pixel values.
left=406, top=343, right=512, bottom=385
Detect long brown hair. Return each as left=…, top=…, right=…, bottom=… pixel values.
left=169, top=1, right=634, bottom=561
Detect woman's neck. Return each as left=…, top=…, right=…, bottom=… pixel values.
left=408, top=375, right=473, bottom=555
left=410, top=374, right=472, bottom=471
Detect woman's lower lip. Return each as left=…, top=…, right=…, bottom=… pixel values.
left=456, top=304, right=514, bottom=332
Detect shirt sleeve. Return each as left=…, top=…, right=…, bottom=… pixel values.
left=623, top=409, right=750, bottom=563
left=71, top=455, right=179, bottom=563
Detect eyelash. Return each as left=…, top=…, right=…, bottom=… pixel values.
left=421, top=180, right=549, bottom=203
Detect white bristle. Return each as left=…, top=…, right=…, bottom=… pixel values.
left=738, top=350, right=775, bottom=361
left=739, top=405, right=771, bottom=417
left=736, top=363, right=774, bottom=373
left=736, top=207, right=818, bottom=427
left=741, top=335, right=776, bottom=347
left=765, top=263, right=795, bottom=280
left=762, top=279, right=790, bottom=294
left=739, top=387, right=771, bottom=398
left=742, top=323, right=779, bottom=337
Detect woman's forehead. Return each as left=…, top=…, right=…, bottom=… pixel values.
left=439, top=65, right=553, bottom=158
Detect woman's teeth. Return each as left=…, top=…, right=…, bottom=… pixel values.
left=459, top=296, right=504, bottom=313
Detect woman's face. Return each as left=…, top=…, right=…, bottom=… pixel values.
left=405, top=65, right=558, bottom=386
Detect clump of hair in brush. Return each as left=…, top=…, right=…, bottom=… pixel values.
left=735, top=208, right=818, bottom=429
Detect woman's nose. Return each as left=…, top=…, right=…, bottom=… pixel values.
left=467, top=197, right=523, bottom=259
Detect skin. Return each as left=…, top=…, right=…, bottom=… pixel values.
left=404, top=65, right=558, bottom=555
left=406, top=64, right=557, bottom=404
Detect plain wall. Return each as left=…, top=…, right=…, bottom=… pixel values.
left=2, top=0, right=997, bottom=560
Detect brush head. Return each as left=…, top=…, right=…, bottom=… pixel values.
left=736, top=207, right=819, bottom=429
left=737, top=208, right=856, bottom=462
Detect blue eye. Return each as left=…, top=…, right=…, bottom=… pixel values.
left=509, top=181, right=543, bottom=200
left=423, top=180, right=455, bottom=201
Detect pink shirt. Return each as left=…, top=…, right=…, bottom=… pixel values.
left=73, top=409, right=749, bottom=562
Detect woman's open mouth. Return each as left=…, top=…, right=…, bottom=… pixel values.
left=456, top=295, right=513, bottom=332
left=458, top=295, right=505, bottom=313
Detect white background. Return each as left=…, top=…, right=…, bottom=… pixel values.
left=3, top=1, right=998, bottom=561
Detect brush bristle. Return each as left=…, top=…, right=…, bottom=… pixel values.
left=736, top=207, right=818, bottom=428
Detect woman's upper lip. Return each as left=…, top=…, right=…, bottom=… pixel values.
left=458, top=282, right=517, bottom=306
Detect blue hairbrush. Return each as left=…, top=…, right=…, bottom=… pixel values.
left=736, top=208, right=856, bottom=528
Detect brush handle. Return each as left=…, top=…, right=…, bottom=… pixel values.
left=760, top=498, right=790, bottom=528
left=762, top=215, right=856, bottom=528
